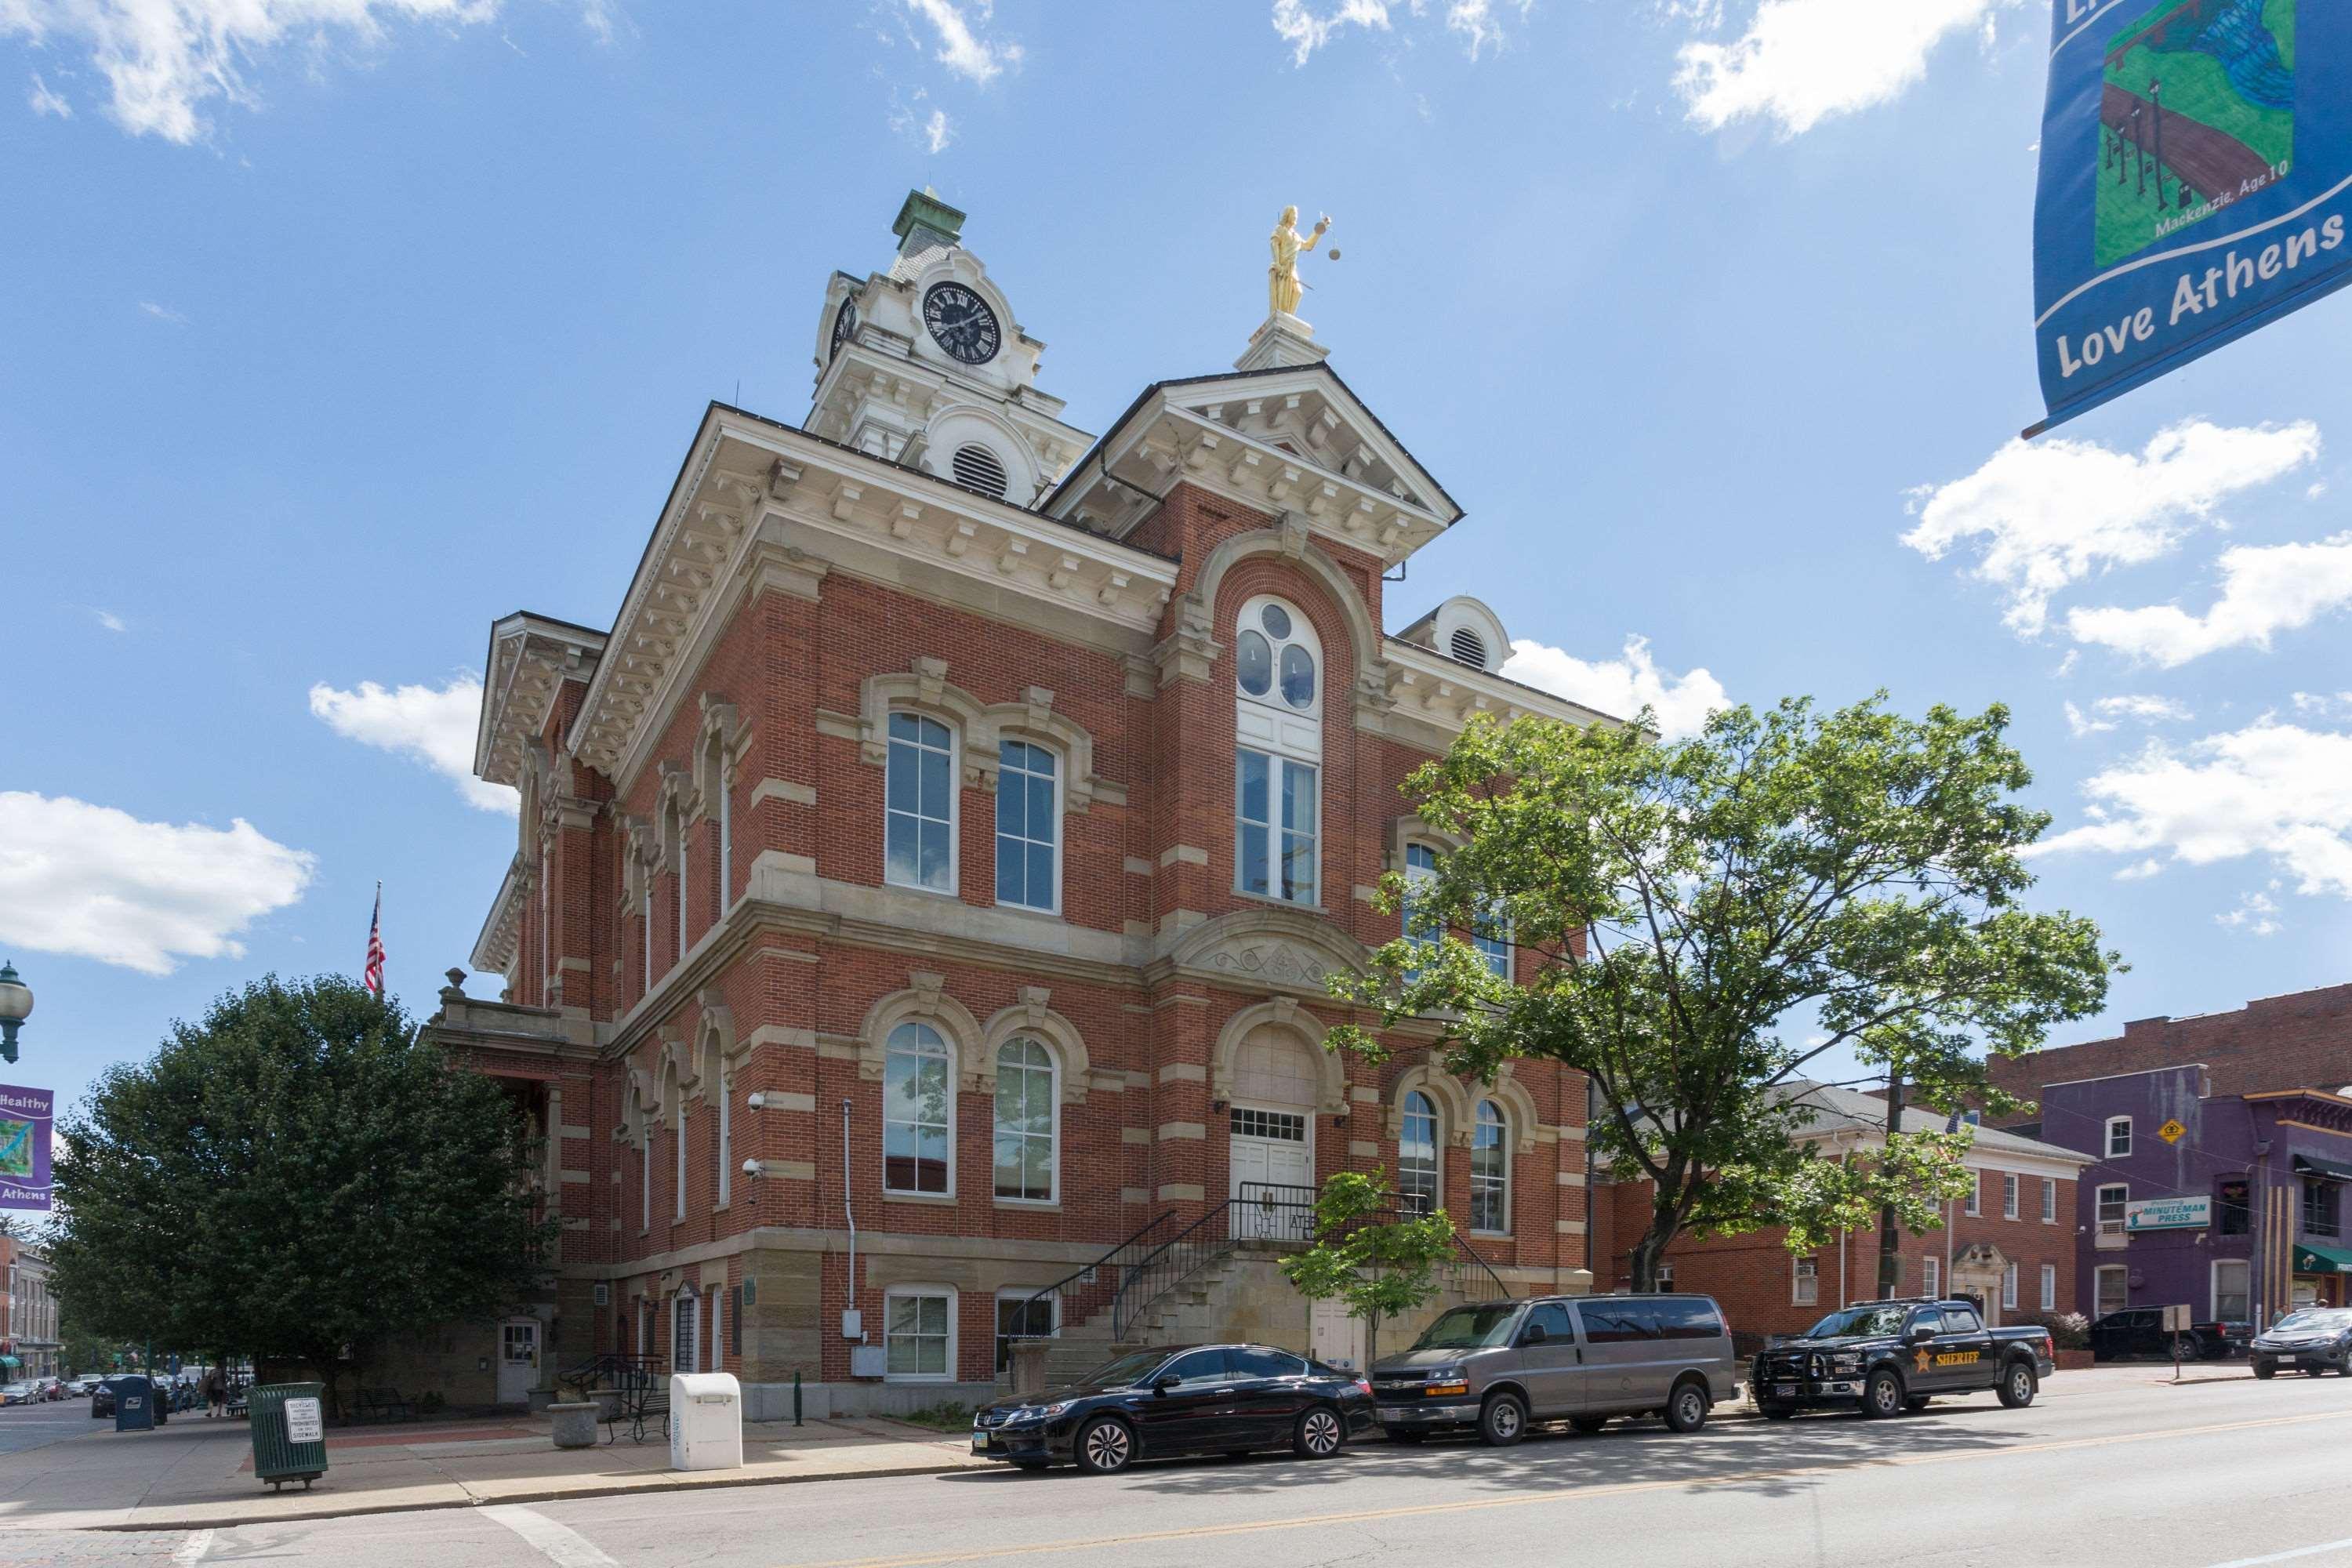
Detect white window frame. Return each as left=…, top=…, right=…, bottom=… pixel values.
left=885, top=711, right=960, bottom=896
left=714, top=739, right=732, bottom=918
left=710, top=1287, right=723, bottom=1371
left=2002, top=1262, right=2020, bottom=1312
left=993, top=739, right=1062, bottom=915
left=1653, top=1261, right=1675, bottom=1294
left=673, top=1099, right=688, bottom=1224
left=673, top=1287, right=699, bottom=1374
left=639, top=1125, right=652, bottom=1234
left=1794, top=1256, right=1820, bottom=1306
left=2096, top=1182, right=2129, bottom=1236
left=673, top=802, right=689, bottom=964
left=993, top=1288, right=1058, bottom=1374
left=2002, top=1174, right=2020, bottom=1221
left=883, top=1022, right=956, bottom=1198
left=883, top=1285, right=958, bottom=1384
left=1923, top=1254, right=1940, bottom=1298
left=1233, top=595, right=1322, bottom=909
left=2040, top=1263, right=2057, bottom=1312
left=1963, top=1171, right=1981, bottom=1218
left=716, top=1069, right=732, bottom=1210
left=1469, top=1099, right=1510, bottom=1236
left=2105, top=1116, right=2133, bottom=1160
left=1398, top=1090, right=1441, bottom=1215
left=2213, top=1258, right=2252, bottom=1322
left=1401, top=842, right=1440, bottom=966
left=991, top=1036, right=1059, bottom=1206
left=641, top=879, right=652, bottom=996
left=2042, top=1178, right=2058, bottom=1224
left=1236, top=747, right=1319, bottom=907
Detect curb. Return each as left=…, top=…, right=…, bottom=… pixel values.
left=81, top=1458, right=988, bottom=1534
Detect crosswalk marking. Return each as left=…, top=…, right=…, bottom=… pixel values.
left=170, top=1529, right=216, bottom=1566
left=485, top=1504, right=619, bottom=1568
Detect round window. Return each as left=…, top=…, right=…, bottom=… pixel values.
left=1236, top=630, right=1273, bottom=697
left=1280, top=644, right=1316, bottom=710
left=1261, top=604, right=1292, bottom=641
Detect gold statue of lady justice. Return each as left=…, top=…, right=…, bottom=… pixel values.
left=1268, top=205, right=1334, bottom=318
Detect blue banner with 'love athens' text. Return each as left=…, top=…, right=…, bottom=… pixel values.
left=2031, top=0, right=2352, bottom=434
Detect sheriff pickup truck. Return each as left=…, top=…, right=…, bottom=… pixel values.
left=1752, top=1298, right=2055, bottom=1420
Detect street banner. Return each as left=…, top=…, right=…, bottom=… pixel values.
left=2030, top=1, right=2351, bottom=434
left=0, top=1083, right=53, bottom=1211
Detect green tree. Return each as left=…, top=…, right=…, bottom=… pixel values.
left=1330, top=696, right=2118, bottom=1291
left=46, top=976, right=550, bottom=1412
left=1278, top=1171, right=1461, bottom=1370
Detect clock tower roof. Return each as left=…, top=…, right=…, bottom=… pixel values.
left=891, top=187, right=966, bottom=258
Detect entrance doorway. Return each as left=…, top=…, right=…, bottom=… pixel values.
left=1229, top=1107, right=1312, bottom=1238
left=498, top=1318, right=540, bottom=1406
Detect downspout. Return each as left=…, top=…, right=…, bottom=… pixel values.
left=842, top=1099, right=858, bottom=1331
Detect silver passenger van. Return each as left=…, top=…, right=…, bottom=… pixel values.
left=1368, top=1294, right=1741, bottom=1446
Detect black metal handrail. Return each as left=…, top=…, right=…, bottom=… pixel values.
left=1010, top=1211, right=1180, bottom=1352
left=555, top=1352, right=664, bottom=1403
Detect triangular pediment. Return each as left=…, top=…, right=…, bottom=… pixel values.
left=1159, top=365, right=1450, bottom=518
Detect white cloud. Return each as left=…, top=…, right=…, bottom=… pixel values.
left=1272, top=0, right=1531, bottom=64
left=2064, top=693, right=2195, bottom=736
left=138, top=299, right=187, bottom=325
left=0, top=792, right=314, bottom=975
left=2034, top=720, right=2352, bottom=898
left=1901, top=419, right=2322, bottom=636
left=1, top=1, right=615, bottom=143
left=900, top=0, right=1020, bottom=83
left=27, top=71, right=70, bottom=117
left=2216, top=889, right=2282, bottom=938
left=93, top=608, right=125, bottom=632
left=2291, top=691, right=2352, bottom=717
left=1673, top=0, right=2018, bottom=136
left=2064, top=531, right=2352, bottom=667
left=923, top=106, right=953, bottom=152
left=1501, top=634, right=1730, bottom=738
left=308, top=676, right=517, bottom=815
left=2063, top=702, right=2113, bottom=739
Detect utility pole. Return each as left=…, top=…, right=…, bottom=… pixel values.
left=1877, top=1070, right=1906, bottom=1299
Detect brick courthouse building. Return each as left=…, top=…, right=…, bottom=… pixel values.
left=421, top=193, right=1610, bottom=1414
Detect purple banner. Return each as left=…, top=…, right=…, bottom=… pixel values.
left=0, top=1083, right=53, bottom=1212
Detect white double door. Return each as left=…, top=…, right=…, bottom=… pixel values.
left=1229, top=1105, right=1313, bottom=1240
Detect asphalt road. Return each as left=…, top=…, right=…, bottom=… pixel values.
left=0, top=1397, right=102, bottom=1457
left=16, top=1374, right=2352, bottom=1568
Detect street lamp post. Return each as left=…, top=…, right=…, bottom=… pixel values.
left=0, top=962, right=31, bottom=1065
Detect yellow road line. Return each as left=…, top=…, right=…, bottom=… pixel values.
left=789, top=1406, right=2352, bottom=1568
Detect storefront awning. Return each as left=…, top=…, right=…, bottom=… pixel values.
left=0, top=1356, right=18, bottom=1369
left=2294, top=1155, right=2352, bottom=1182
left=2294, top=1242, right=2352, bottom=1275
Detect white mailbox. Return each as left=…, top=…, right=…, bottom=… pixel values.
left=668, top=1372, right=744, bottom=1472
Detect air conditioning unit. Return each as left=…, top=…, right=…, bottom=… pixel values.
left=849, top=1345, right=888, bottom=1379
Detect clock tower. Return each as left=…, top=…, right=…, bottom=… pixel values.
left=807, top=190, right=1093, bottom=507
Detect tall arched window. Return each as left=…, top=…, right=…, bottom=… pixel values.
left=1470, top=1100, right=1509, bottom=1234
left=1234, top=597, right=1321, bottom=906
left=886, top=713, right=957, bottom=893
left=673, top=1096, right=688, bottom=1223
left=993, top=1037, right=1057, bottom=1203
left=1399, top=1091, right=1439, bottom=1214
left=709, top=732, right=732, bottom=920
left=884, top=1022, right=953, bottom=1195
left=639, top=1122, right=652, bottom=1233
left=670, top=800, right=688, bottom=964
left=995, top=741, right=1059, bottom=913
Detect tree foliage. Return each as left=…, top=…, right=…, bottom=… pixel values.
left=1279, top=1170, right=1461, bottom=1367
left=47, top=976, right=550, bottom=1402
left=1329, top=696, right=2119, bottom=1290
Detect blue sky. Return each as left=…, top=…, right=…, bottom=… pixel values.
left=5, top=0, right=2349, bottom=1133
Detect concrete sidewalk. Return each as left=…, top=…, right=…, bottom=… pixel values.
left=0, top=1408, right=993, bottom=1532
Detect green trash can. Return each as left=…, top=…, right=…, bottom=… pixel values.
left=247, top=1382, right=329, bottom=1491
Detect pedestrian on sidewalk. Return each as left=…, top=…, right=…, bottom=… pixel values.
left=202, top=1365, right=226, bottom=1418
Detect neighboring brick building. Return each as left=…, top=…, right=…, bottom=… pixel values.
left=1984, top=983, right=2352, bottom=1118
left=1592, top=1083, right=2091, bottom=1341
left=2, top=1233, right=58, bottom=1381
left=419, top=192, right=1609, bottom=1414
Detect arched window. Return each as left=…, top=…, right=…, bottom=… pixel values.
left=995, top=740, right=1059, bottom=913
left=1234, top=597, right=1321, bottom=906
left=715, top=1067, right=732, bottom=1209
left=884, top=1022, right=953, bottom=1195
left=1399, top=1091, right=1439, bottom=1215
left=993, top=1037, right=1057, bottom=1203
left=639, top=1123, right=652, bottom=1233
left=1402, top=842, right=1439, bottom=972
left=708, top=731, right=732, bottom=920
left=673, top=1095, right=688, bottom=1224
left=670, top=800, right=688, bottom=964
left=885, top=713, right=956, bottom=894
left=1470, top=1100, right=1509, bottom=1234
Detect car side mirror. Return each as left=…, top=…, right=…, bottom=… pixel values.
left=1520, top=1323, right=1548, bottom=1346
left=1908, top=1326, right=1936, bottom=1345
left=1151, top=1374, right=1180, bottom=1394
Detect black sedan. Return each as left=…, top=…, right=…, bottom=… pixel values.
left=971, top=1343, right=1376, bottom=1475
left=2089, top=1309, right=2252, bottom=1362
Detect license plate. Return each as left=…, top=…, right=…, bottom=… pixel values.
left=971, top=1434, right=989, bottom=1452
left=1377, top=1406, right=1408, bottom=1421
left=1774, top=1384, right=1798, bottom=1397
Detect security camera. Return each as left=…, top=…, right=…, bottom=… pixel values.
left=746, top=1092, right=768, bottom=1110
left=741, top=1158, right=761, bottom=1178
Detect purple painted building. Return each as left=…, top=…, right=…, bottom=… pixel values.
left=2034, top=1065, right=2352, bottom=1327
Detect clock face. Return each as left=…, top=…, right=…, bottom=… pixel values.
left=922, top=282, right=1001, bottom=365
left=829, top=299, right=858, bottom=361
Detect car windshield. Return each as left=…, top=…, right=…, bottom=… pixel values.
left=2272, top=1310, right=2352, bottom=1333
left=1410, top=1305, right=1522, bottom=1351
left=1081, top=1349, right=1177, bottom=1388
left=1804, top=1306, right=1913, bottom=1339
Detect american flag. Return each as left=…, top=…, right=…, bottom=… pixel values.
left=363, top=884, right=386, bottom=996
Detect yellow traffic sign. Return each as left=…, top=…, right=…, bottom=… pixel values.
left=2158, top=1119, right=2186, bottom=1145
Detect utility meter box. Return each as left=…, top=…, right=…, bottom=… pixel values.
left=668, top=1373, right=743, bottom=1472
left=849, top=1344, right=888, bottom=1379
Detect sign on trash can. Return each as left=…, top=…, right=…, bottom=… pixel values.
left=668, top=1372, right=742, bottom=1472
left=247, top=1382, right=331, bottom=1490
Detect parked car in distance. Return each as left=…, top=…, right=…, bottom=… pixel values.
left=970, top=1343, right=1375, bottom=1475
left=2250, top=1308, right=2352, bottom=1378
left=2089, top=1308, right=2249, bottom=1362
left=1754, top=1299, right=2054, bottom=1420
left=89, top=1380, right=119, bottom=1419
left=1369, top=1294, right=1740, bottom=1446
left=0, top=1382, right=37, bottom=1406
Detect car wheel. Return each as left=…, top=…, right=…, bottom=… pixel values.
left=1998, top=1361, right=2038, bottom=1409
left=2254, top=1359, right=2277, bottom=1380
left=1073, top=1416, right=1135, bottom=1475
left=1864, top=1370, right=1907, bottom=1420
left=1760, top=1403, right=1798, bottom=1421
left=1663, top=1380, right=1709, bottom=1435
left=1478, top=1391, right=1527, bottom=1447
left=1570, top=1415, right=1609, bottom=1435
left=1294, top=1406, right=1346, bottom=1459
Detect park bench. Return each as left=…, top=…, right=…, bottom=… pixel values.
left=353, top=1386, right=417, bottom=1423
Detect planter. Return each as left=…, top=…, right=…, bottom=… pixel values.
left=548, top=1402, right=601, bottom=1450
left=2054, top=1350, right=2095, bottom=1371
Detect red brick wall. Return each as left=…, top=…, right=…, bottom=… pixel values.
left=1987, top=985, right=2352, bottom=1123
